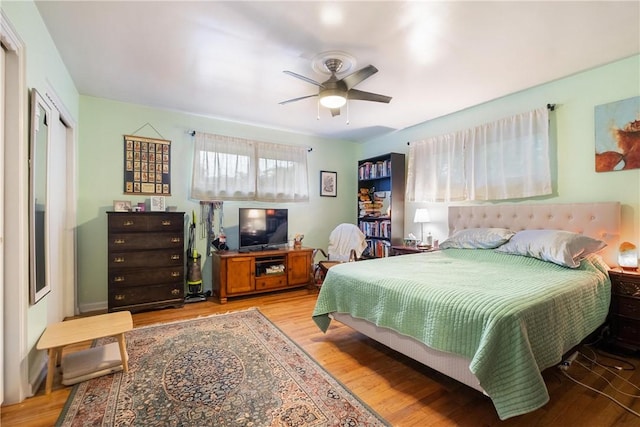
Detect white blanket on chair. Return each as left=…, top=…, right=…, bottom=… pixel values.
left=328, top=223, right=367, bottom=261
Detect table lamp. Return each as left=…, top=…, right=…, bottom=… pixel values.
left=413, top=208, right=431, bottom=245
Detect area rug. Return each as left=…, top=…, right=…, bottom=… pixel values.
left=56, top=308, right=388, bottom=426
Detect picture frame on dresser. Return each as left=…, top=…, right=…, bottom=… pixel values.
left=113, top=200, right=131, bottom=212
left=150, top=196, right=166, bottom=211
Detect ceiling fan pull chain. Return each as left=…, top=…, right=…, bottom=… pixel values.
left=346, top=99, right=350, bottom=125
left=317, top=99, right=320, bottom=120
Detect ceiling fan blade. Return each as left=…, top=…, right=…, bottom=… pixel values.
left=348, top=89, right=392, bottom=103
left=341, top=65, right=378, bottom=89
left=330, top=108, right=341, bottom=117
left=279, top=94, right=318, bottom=105
left=283, top=70, right=325, bottom=88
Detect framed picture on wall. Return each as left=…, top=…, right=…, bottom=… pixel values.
left=123, top=134, right=172, bottom=195
left=320, top=170, right=337, bottom=197
left=595, top=96, right=640, bottom=172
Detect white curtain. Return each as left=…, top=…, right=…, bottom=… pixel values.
left=406, top=133, right=467, bottom=202
left=190, top=132, right=309, bottom=202
left=256, top=141, right=309, bottom=202
left=406, top=107, right=551, bottom=202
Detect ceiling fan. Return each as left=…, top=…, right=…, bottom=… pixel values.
left=279, top=58, right=392, bottom=117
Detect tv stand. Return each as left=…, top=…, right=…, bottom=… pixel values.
left=211, top=247, right=313, bottom=303
left=239, top=245, right=283, bottom=253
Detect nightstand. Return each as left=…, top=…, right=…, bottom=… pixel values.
left=390, top=245, right=438, bottom=256
left=608, top=269, right=640, bottom=351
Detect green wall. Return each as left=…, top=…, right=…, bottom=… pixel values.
left=361, top=55, right=640, bottom=244
left=2, top=0, right=80, bottom=401
left=77, top=97, right=360, bottom=311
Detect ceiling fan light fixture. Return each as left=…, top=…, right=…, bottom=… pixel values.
left=319, top=90, right=347, bottom=109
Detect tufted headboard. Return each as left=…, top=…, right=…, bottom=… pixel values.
left=448, top=202, right=621, bottom=267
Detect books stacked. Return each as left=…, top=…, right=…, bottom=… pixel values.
left=358, top=189, right=388, bottom=218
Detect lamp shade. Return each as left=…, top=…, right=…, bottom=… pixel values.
left=413, top=208, right=430, bottom=223
left=320, top=88, right=347, bottom=108
left=319, top=93, right=346, bottom=108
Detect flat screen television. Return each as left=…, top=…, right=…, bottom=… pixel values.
left=238, top=208, right=288, bottom=251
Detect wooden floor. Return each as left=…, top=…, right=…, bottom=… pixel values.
left=2, top=288, right=639, bottom=426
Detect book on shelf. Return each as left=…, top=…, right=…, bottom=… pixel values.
left=358, top=159, right=392, bottom=180
left=359, top=219, right=392, bottom=238
left=365, top=239, right=391, bottom=257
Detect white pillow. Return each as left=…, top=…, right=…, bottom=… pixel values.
left=439, top=228, right=515, bottom=249
left=495, top=229, right=606, bottom=268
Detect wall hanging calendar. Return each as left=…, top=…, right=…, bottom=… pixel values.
left=123, top=135, right=171, bottom=195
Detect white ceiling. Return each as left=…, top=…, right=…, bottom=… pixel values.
left=35, top=1, right=640, bottom=142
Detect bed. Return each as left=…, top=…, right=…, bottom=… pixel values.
left=312, top=202, right=620, bottom=420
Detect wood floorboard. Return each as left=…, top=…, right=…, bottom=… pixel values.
left=2, top=288, right=639, bottom=426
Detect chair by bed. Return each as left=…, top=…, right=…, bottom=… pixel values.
left=312, top=202, right=620, bottom=420
left=312, top=223, right=369, bottom=285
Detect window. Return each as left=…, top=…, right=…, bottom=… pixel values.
left=191, top=132, right=309, bottom=202
left=407, top=107, right=551, bottom=202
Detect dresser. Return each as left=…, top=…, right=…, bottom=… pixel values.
left=608, top=269, right=640, bottom=351
left=107, top=212, right=185, bottom=312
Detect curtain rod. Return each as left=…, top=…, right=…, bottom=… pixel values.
left=405, top=104, right=557, bottom=145
left=187, top=130, right=313, bottom=152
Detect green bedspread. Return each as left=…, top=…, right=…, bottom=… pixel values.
left=312, top=249, right=611, bottom=420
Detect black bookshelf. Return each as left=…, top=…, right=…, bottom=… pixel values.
left=357, top=153, right=405, bottom=257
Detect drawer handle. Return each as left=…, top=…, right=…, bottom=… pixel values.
left=162, top=220, right=172, bottom=226
left=618, top=282, right=640, bottom=297
left=114, top=276, right=125, bottom=282
left=114, top=238, right=126, bottom=244
left=171, top=271, right=181, bottom=277
left=171, top=289, right=180, bottom=296
left=171, top=237, right=181, bottom=243
left=114, top=257, right=125, bottom=263
left=170, top=254, right=180, bottom=260
left=123, top=220, right=134, bottom=226
left=115, top=294, right=126, bottom=301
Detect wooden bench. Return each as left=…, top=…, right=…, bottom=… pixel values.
left=36, top=311, right=133, bottom=394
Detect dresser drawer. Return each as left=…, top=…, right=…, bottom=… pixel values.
left=614, top=317, right=640, bottom=346
left=255, top=275, right=287, bottom=290
left=108, top=232, right=184, bottom=251
left=109, top=283, right=184, bottom=309
left=108, top=213, right=184, bottom=233
left=611, top=279, right=640, bottom=297
left=612, top=295, right=640, bottom=319
left=109, top=249, right=183, bottom=268
left=109, top=266, right=184, bottom=286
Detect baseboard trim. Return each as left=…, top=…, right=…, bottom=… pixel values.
left=78, top=301, right=108, bottom=314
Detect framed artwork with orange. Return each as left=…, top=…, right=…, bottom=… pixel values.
left=595, top=96, right=640, bottom=172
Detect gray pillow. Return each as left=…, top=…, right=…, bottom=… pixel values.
left=440, top=228, right=515, bottom=249
left=495, top=229, right=606, bottom=268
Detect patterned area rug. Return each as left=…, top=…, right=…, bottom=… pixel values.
left=56, top=308, right=387, bottom=426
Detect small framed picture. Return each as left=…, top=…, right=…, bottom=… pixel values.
left=150, top=196, right=166, bottom=212
left=113, top=200, right=132, bottom=212
left=320, top=171, right=337, bottom=197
